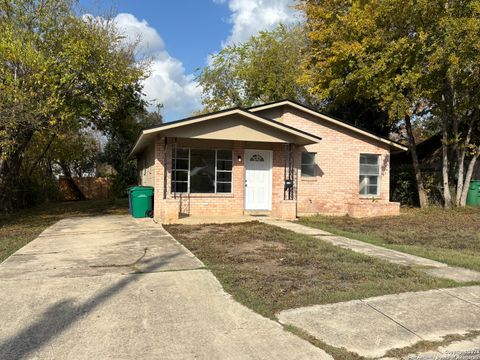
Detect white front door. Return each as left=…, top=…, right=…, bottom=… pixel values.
left=244, top=149, right=272, bottom=210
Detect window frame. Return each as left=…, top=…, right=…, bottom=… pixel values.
left=171, top=148, right=233, bottom=194
left=301, top=152, right=317, bottom=178
left=359, top=153, right=381, bottom=197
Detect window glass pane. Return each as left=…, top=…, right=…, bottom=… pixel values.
left=301, top=164, right=316, bottom=177
left=359, top=175, right=379, bottom=195
left=171, top=182, right=187, bottom=193
left=172, top=170, right=188, bottom=182
left=217, top=150, right=232, bottom=160
left=359, top=175, right=368, bottom=194
left=190, top=149, right=215, bottom=193
left=301, top=152, right=316, bottom=177
left=174, top=159, right=189, bottom=170
left=216, top=182, right=231, bottom=193
left=216, top=160, right=232, bottom=171
left=173, top=148, right=189, bottom=159
left=216, top=171, right=232, bottom=182
left=301, top=152, right=316, bottom=165
left=360, top=164, right=379, bottom=175
left=368, top=175, right=378, bottom=185
left=360, top=154, right=379, bottom=165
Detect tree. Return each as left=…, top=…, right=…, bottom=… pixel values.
left=197, top=23, right=392, bottom=137
left=101, top=93, right=163, bottom=197
left=298, top=0, right=472, bottom=208
left=0, top=0, right=146, bottom=210
left=197, top=24, right=320, bottom=111
left=423, top=1, right=480, bottom=207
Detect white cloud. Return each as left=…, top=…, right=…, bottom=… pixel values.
left=114, top=13, right=202, bottom=117
left=220, top=0, right=299, bottom=45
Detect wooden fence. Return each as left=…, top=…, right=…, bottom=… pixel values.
left=59, top=177, right=111, bottom=200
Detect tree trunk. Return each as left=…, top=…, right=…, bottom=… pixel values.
left=405, top=114, right=428, bottom=208
left=28, top=135, right=56, bottom=177
left=455, top=119, right=474, bottom=206
left=460, top=145, right=480, bottom=206
left=59, top=162, right=86, bottom=201
left=441, top=121, right=452, bottom=208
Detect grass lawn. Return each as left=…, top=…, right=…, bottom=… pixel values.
left=298, top=206, right=480, bottom=272
left=165, top=221, right=457, bottom=319
left=0, top=199, right=128, bottom=263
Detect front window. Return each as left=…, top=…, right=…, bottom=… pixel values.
left=359, top=154, right=380, bottom=196
left=172, top=148, right=233, bottom=193
left=301, top=152, right=316, bottom=177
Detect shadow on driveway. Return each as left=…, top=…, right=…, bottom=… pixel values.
left=0, top=252, right=180, bottom=360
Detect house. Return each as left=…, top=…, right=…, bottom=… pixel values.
left=129, top=100, right=407, bottom=223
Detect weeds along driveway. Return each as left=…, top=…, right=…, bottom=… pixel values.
left=0, top=215, right=329, bottom=360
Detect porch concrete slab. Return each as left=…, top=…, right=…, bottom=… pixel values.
left=277, top=300, right=421, bottom=358
left=277, top=287, right=480, bottom=358
left=261, top=218, right=480, bottom=282
left=167, top=215, right=257, bottom=225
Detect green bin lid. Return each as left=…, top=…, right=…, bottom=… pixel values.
left=129, top=186, right=154, bottom=195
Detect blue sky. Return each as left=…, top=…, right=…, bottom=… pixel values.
left=80, top=0, right=298, bottom=121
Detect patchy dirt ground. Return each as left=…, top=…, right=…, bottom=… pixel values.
left=165, top=221, right=456, bottom=318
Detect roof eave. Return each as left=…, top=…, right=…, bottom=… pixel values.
left=248, top=100, right=407, bottom=151
left=128, top=108, right=322, bottom=158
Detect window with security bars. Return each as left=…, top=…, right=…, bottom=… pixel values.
left=171, top=148, right=233, bottom=193
left=359, top=154, right=380, bottom=196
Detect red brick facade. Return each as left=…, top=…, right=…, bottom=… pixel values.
left=149, top=105, right=400, bottom=223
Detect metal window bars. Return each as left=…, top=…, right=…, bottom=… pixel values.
left=284, top=143, right=296, bottom=200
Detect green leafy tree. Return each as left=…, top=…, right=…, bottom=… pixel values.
left=0, top=0, right=146, bottom=210
left=198, top=22, right=393, bottom=137
left=197, top=24, right=320, bottom=111
left=101, top=98, right=163, bottom=197
left=298, top=0, right=480, bottom=208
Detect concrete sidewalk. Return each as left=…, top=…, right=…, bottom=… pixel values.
left=278, top=286, right=480, bottom=358
left=260, top=218, right=480, bottom=282
left=0, top=215, right=330, bottom=360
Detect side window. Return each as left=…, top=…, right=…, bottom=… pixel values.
left=301, top=152, right=316, bottom=177
left=359, top=154, right=380, bottom=196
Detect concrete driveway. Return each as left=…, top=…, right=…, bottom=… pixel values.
left=0, top=215, right=329, bottom=360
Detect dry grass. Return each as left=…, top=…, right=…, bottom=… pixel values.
left=165, top=221, right=457, bottom=319
left=0, top=199, right=128, bottom=263
left=298, top=206, right=480, bottom=271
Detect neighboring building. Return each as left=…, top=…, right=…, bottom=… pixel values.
left=129, top=100, right=406, bottom=223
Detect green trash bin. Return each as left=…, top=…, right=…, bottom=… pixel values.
left=129, top=186, right=154, bottom=218
left=466, top=180, right=480, bottom=206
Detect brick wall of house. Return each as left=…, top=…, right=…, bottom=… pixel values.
left=151, top=106, right=400, bottom=222
left=256, top=106, right=398, bottom=216
left=154, top=137, right=247, bottom=222
left=138, top=142, right=155, bottom=187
